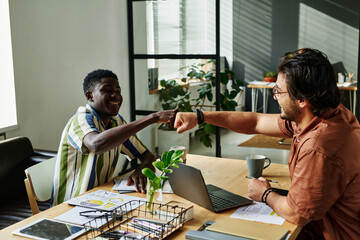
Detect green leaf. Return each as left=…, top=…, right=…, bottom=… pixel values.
left=207, top=92, right=213, bottom=102
left=161, top=151, right=169, bottom=166
left=166, top=150, right=175, bottom=166
left=160, top=176, right=169, bottom=181
left=152, top=177, right=162, bottom=190
left=220, top=72, right=229, bottom=85
left=152, top=161, right=164, bottom=171
left=142, top=168, right=156, bottom=180
left=170, top=150, right=183, bottom=163
left=234, top=78, right=244, bottom=87
left=200, top=135, right=213, bottom=148
left=204, top=123, right=216, bottom=134
left=229, top=90, right=238, bottom=99
left=171, top=163, right=179, bottom=168
left=173, top=158, right=183, bottom=163
left=163, top=168, right=173, bottom=174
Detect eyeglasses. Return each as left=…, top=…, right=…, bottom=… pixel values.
left=272, top=87, right=288, bottom=100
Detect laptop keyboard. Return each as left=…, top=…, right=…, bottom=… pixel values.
left=209, top=192, right=237, bottom=210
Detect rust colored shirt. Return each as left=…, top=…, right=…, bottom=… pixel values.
left=278, top=104, right=360, bottom=240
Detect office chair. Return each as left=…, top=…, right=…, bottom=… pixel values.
left=24, top=156, right=56, bottom=215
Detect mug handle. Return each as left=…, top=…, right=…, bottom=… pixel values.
left=263, top=158, right=271, bottom=169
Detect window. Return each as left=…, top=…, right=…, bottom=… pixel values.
left=0, top=0, right=17, bottom=133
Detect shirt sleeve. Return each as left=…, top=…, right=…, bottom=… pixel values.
left=277, top=116, right=294, bottom=138
left=287, top=149, right=347, bottom=220
left=67, top=111, right=100, bottom=154
left=120, top=134, right=147, bottom=161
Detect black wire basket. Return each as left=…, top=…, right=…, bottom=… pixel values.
left=82, top=200, right=187, bottom=239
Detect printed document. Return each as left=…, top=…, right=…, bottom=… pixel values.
left=65, top=190, right=145, bottom=211
left=231, top=201, right=285, bottom=225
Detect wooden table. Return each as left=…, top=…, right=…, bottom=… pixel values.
left=0, top=154, right=301, bottom=239
left=248, top=81, right=357, bottom=113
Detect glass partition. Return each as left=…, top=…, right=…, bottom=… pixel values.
left=133, top=0, right=216, bottom=55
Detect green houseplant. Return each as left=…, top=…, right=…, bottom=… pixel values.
left=185, top=60, right=244, bottom=147
left=158, top=60, right=244, bottom=148
left=142, top=150, right=184, bottom=211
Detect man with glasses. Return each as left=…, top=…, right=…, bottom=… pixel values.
left=174, top=48, right=360, bottom=239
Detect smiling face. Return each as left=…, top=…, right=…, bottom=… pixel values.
left=86, top=77, right=123, bottom=124
left=274, top=73, right=301, bottom=122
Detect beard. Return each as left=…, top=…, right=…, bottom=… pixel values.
left=279, top=99, right=301, bottom=122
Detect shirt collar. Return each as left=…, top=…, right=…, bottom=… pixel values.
left=86, top=104, right=118, bottom=128
left=292, top=106, right=339, bottom=140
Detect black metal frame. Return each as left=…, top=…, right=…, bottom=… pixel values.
left=127, top=0, right=222, bottom=157
left=356, top=16, right=360, bottom=119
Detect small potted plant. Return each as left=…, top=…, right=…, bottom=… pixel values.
left=142, top=150, right=184, bottom=211
left=263, top=71, right=277, bottom=82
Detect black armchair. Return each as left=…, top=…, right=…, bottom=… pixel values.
left=0, top=136, right=56, bottom=230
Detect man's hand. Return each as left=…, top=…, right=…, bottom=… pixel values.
left=155, top=109, right=178, bottom=127
left=127, top=168, right=148, bottom=193
left=174, top=112, right=197, bottom=134
left=247, top=177, right=271, bottom=202
left=127, top=150, right=156, bottom=193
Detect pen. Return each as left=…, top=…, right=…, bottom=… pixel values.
left=118, top=190, right=136, bottom=194
left=245, top=175, right=278, bottom=183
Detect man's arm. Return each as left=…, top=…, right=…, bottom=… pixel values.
left=84, top=110, right=177, bottom=154
left=248, top=178, right=310, bottom=226
left=174, top=111, right=286, bottom=137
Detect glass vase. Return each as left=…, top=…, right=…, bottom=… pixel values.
left=146, top=179, right=162, bottom=211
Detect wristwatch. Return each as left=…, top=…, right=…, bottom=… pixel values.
left=195, top=109, right=204, bottom=124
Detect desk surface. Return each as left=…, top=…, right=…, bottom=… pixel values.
left=0, top=154, right=301, bottom=239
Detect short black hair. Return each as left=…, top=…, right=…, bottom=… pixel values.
left=83, top=69, right=118, bottom=95
left=278, top=48, right=340, bottom=116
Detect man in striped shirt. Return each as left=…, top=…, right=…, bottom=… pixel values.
left=51, top=69, right=177, bottom=205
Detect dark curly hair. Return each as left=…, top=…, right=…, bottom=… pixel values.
left=83, top=69, right=118, bottom=95
left=278, top=48, right=340, bottom=117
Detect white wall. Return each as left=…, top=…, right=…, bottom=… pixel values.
left=8, top=0, right=130, bottom=151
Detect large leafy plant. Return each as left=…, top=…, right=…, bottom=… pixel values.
left=158, top=59, right=244, bottom=147
left=142, top=150, right=184, bottom=210
left=186, top=60, right=244, bottom=147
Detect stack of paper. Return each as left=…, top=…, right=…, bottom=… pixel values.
left=112, top=173, right=173, bottom=193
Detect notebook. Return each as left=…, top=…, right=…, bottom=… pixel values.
left=168, top=163, right=252, bottom=212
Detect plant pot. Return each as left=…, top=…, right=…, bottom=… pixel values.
left=263, top=77, right=276, bottom=82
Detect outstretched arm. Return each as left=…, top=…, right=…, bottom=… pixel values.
left=174, top=111, right=285, bottom=137
left=84, top=109, right=177, bottom=154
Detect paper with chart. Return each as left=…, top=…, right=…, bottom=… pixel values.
left=65, top=190, right=145, bottom=211
left=231, top=201, right=285, bottom=225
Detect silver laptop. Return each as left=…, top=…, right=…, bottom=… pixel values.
left=168, top=163, right=252, bottom=213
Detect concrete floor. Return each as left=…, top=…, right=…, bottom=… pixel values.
left=188, top=128, right=290, bottom=165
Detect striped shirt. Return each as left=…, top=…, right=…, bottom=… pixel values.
left=51, top=104, right=147, bottom=205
